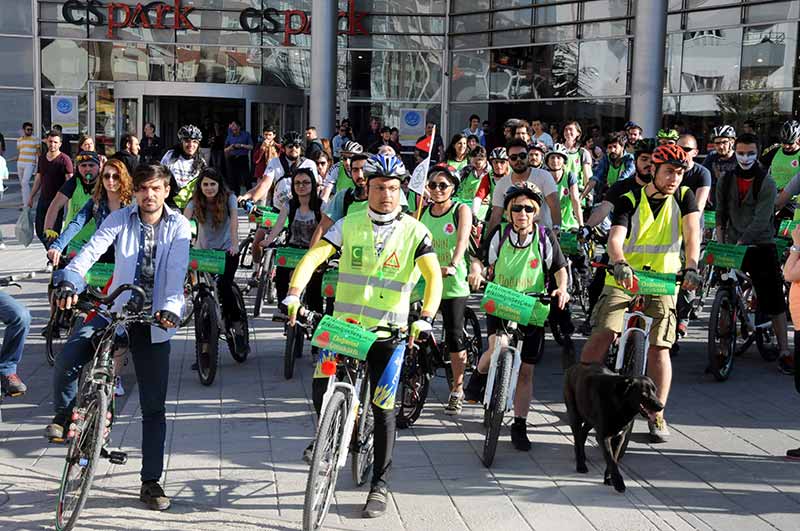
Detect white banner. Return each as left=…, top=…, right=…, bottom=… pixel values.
left=50, top=95, right=79, bottom=134
left=399, top=109, right=426, bottom=145
left=408, top=126, right=434, bottom=196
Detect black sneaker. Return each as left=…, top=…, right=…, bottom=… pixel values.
left=786, top=448, right=800, bottom=460
left=778, top=354, right=795, bottom=375
left=140, top=481, right=171, bottom=511
left=362, top=485, right=388, bottom=518
left=463, top=371, right=488, bottom=403
left=45, top=415, right=67, bottom=442
left=510, top=419, right=531, bottom=451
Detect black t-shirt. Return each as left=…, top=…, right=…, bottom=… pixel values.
left=603, top=175, right=642, bottom=204
left=681, top=164, right=712, bottom=193
left=611, top=187, right=698, bottom=234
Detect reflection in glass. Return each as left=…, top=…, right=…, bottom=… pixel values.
left=489, top=44, right=579, bottom=100
left=41, top=91, right=88, bottom=135
left=494, top=9, right=531, bottom=30
left=0, top=89, right=34, bottom=160
left=41, top=39, right=89, bottom=90
left=582, top=20, right=628, bottom=39
left=680, top=28, right=742, bottom=92
left=744, top=1, right=799, bottom=24
left=451, top=50, right=491, bottom=101
left=350, top=51, right=442, bottom=101
left=450, top=33, right=490, bottom=49
left=176, top=46, right=261, bottom=84
left=263, top=48, right=310, bottom=89
left=148, top=45, right=176, bottom=81
left=0, top=0, right=32, bottom=35
left=741, top=24, right=798, bottom=90
left=492, top=29, right=532, bottom=47
left=665, top=33, right=683, bottom=93
left=87, top=42, right=149, bottom=81
left=451, top=0, right=490, bottom=13
left=0, top=37, right=34, bottom=87
left=583, top=0, right=630, bottom=20
left=534, top=25, right=576, bottom=43
left=451, top=14, right=489, bottom=34
left=578, top=39, right=629, bottom=97
left=685, top=7, right=739, bottom=30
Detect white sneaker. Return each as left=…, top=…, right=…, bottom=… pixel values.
left=114, top=376, right=125, bottom=397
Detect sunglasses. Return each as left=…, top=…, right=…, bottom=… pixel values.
left=510, top=205, right=536, bottom=213
left=294, top=180, right=312, bottom=187
left=286, top=143, right=302, bottom=148
left=508, top=153, right=527, bottom=162
left=427, top=181, right=451, bottom=191
left=102, top=173, right=120, bottom=181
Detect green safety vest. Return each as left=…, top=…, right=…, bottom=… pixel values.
left=770, top=149, right=800, bottom=190
left=456, top=168, right=492, bottom=220
left=605, top=187, right=687, bottom=295
left=65, top=179, right=96, bottom=241
left=493, top=226, right=550, bottom=326
left=334, top=163, right=354, bottom=194
left=447, top=158, right=468, bottom=173
left=334, top=211, right=430, bottom=329
left=174, top=178, right=197, bottom=209
left=607, top=161, right=623, bottom=186
left=421, top=203, right=469, bottom=299
left=554, top=172, right=578, bottom=230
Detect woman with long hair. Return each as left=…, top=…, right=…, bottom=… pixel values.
left=311, top=149, right=332, bottom=190
left=445, top=133, right=469, bottom=172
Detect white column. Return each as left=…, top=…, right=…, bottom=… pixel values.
left=629, top=0, right=668, bottom=136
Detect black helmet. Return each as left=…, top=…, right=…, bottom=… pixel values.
left=503, top=181, right=544, bottom=210
left=634, top=138, right=658, bottom=158
left=282, top=131, right=303, bottom=147
left=428, top=163, right=460, bottom=192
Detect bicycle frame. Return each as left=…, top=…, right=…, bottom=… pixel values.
left=318, top=356, right=365, bottom=470
left=718, top=267, right=770, bottom=338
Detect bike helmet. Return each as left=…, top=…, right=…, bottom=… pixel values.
left=779, top=120, right=800, bottom=145
left=545, top=143, right=569, bottom=163
left=428, top=163, right=460, bottom=192
left=657, top=128, right=679, bottom=142
left=488, top=147, right=508, bottom=161
left=711, top=125, right=736, bottom=140
left=341, top=140, right=363, bottom=155
left=503, top=181, right=544, bottom=210
left=624, top=120, right=642, bottom=132
left=177, top=124, right=202, bottom=141
left=527, top=141, right=548, bottom=154
left=282, top=131, right=303, bottom=147
left=364, top=153, right=407, bottom=180
left=633, top=137, right=658, bottom=158
left=651, top=144, right=689, bottom=168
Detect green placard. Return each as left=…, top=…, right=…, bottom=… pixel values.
left=188, top=249, right=226, bottom=274
left=86, top=262, right=114, bottom=288
left=310, top=315, right=377, bottom=361
left=776, top=237, right=790, bottom=256
left=410, top=279, right=425, bottom=303
left=321, top=269, right=338, bottom=298
left=625, top=270, right=678, bottom=296
left=189, top=219, right=197, bottom=238
left=779, top=219, right=800, bottom=238
left=703, top=210, right=716, bottom=228
left=275, top=247, right=307, bottom=268
left=559, top=232, right=580, bottom=255
left=65, top=238, right=89, bottom=259
left=703, top=241, right=747, bottom=269
left=480, top=282, right=535, bottom=326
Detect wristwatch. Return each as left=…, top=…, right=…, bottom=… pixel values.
left=790, top=245, right=800, bottom=253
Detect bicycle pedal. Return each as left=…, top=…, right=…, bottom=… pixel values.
left=48, top=436, right=67, bottom=444
left=108, top=451, right=128, bottom=465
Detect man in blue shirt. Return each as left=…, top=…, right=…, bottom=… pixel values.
left=48, top=164, right=190, bottom=512
left=582, top=132, right=635, bottom=203
left=224, top=119, right=253, bottom=194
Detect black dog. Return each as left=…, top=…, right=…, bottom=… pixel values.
left=564, top=362, right=664, bottom=492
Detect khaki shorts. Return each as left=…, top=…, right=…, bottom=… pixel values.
left=590, top=286, right=677, bottom=348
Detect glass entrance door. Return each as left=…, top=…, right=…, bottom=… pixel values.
left=89, top=82, right=115, bottom=156
left=115, top=98, right=139, bottom=151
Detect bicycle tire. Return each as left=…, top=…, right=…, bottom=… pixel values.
left=46, top=309, right=73, bottom=367
left=303, top=390, right=347, bottom=531
left=266, top=251, right=277, bottom=305
left=253, top=258, right=268, bottom=318
left=238, top=237, right=253, bottom=269
left=620, top=327, right=647, bottom=377
left=195, top=294, right=220, bottom=386
left=754, top=309, right=780, bottom=362
left=351, top=378, right=374, bottom=487
left=483, top=348, right=512, bottom=467
left=55, top=388, right=109, bottom=531
left=284, top=324, right=300, bottom=380
left=550, top=319, right=564, bottom=346
left=396, top=347, right=430, bottom=429
left=463, top=306, right=482, bottom=373
left=708, top=288, right=736, bottom=382
left=227, top=284, right=250, bottom=363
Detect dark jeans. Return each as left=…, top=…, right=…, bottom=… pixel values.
left=226, top=155, right=250, bottom=194
left=218, top=252, right=243, bottom=323
left=53, top=315, right=171, bottom=483
left=587, top=253, right=610, bottom=318
left=36, top=196, right=63, bottom=247
left=0, top=291, right=31, bottom=375
left=275, top=266, right=324, bottom=314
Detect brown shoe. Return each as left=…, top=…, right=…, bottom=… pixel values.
left=140, top=481, right=171, bottom=511
left=1, top=374, right=27, bottom=397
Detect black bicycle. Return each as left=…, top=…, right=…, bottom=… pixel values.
left=54, top=284, right=157, bottom=531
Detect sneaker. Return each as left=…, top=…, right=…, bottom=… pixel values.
left=786, top=448, right=800, bottom=460
left=45, top=416, right=67, bottom=442
left=443, top=392, right=463, bottom=416
left=1, top=374, right=27, bottom=397
left=677, top=322, right=688, bottom=339
left=362, top=485, right=388, bottom=518
left=463, top=371, right=488, bottom=404
left=778, top=354, right=795, bottom=375
left=247, top=274, right=259, bottom=288
left=648, top=414, right=670, bottom=443
left=114, top=376, right=125, bottom=397
left=302, top=441, right=314, bottom=464
left=140, top=481, right=171, bottom=511
left=510, top=419, right=531, bottom=451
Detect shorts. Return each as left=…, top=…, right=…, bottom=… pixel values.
left=486, top=314, right=545, bottom=365
left=590, top=285, right=677, bottom=348
left=439, top=297, right=467, bottom=352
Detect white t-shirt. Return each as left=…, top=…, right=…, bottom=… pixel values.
left=264, top=156, right=319, bottom=209
left=491, top=169, right=558, bottom=228
left=160, top=150, right=200, bottom=188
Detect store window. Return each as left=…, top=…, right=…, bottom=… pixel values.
left=0, top=37, right=34, bottom=87
left=176, top=46, right=261, bottom=84
left=349, top=51, right=442, bottom=101
left=578, top=38, right=629, bottom=97
left=41, top=91, right=88, bottom=136
left=741, top=23, right=798, bottom=90
left=347, top=101, right=441, bottom=145
left=664, top=33, right=683, bottom=93
left=263, top=48, right=310, bottom=89
left=0, top=0, right=32, bottom=35
left=451, top=50, right=491, bottom=101
left=680, top=28, right=742, bottom=92
left=41, top=39, right=89, bottom=90
left=0, top=89, right=34, bottom=173
left=744, top=1, right=799, bottom=24
left=685, top=7, right=740, bottom=30
left=490, top=44, right=579, bottom=100
left=451, top=0, right=490, bottom=13
left=88, top=42, right=149, bottom=82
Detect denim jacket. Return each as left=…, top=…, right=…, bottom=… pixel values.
left=592, top=153, right=635, bottom=186
left=54, top=203, right=191, bottom=343
left=50, top=198, right=112, bottom=252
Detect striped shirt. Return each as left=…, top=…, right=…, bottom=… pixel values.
left=17, top=135, right=39, bottom=164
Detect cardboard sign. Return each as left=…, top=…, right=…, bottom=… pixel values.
left=86, top=262, right=114, bottom=288
left=480, top=282, right=535, bottom=325
left=779, top=219, right=800, bottom=238
left=703, top=241, right=747, bottom=269
left=559, top=232, right=580, bottom=256
left=626, top=270, right=678, bottom=296
left=311, top=315, right=377, bottom=361
left=188, top=249, right=226, bottom=274
left=321, top=269, right=338, bottom=298
left=275, top=247, right=306, bottom=268
left=703, top=210, right=716, bottom=228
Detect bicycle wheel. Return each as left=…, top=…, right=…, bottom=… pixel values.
left=266, top=251, right=277, bottom=305
left=620, top=326, right=647, bottom=377
left=550, top=319, right=564, bottom=346
left=195, top=294, right=220, bottom=386
left=754, top=309, right=780, bottom=362
left=253, top=259, right=268, bottom=318
left=284, top=324, right=303, bottom=380
left=303, top=390, right=348, bottom=531
left=55, top=387, right=109, bottom=531
left=227, top=284, right=250, bottom=363
left=483, top=348, right=512, bottom=467
left=396, top=347, right=430, bottom=429
left=708, top=287, right=736, bottom=382
left=238, top=236, right=253, bottom=269
left=463, top=306, right=482, bottom=373
left=351, top=378, right=374, bottom=487
left=46, top=309, right=73, bottom=367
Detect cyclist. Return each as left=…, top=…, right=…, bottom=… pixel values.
left=161, top=125, right=206, bottom=210
left=42, top=150, right=101, bottom=244
left=579, top=145, right=702, bottom=443
left=715, top=133, right=792, bottom=374
left=419, top=163, right=473, bottom=415
left=624, top=121, right=643, bottom=155
left=284, top=153, right=442, bottom=519
left=444, top=133, right=469, bottom=172
left=489, top=147, right=511, bottom=180
left=762, top=120, right=800, bottom=192
left=183, top=168, right=248, bottom=358
left=546, top=143, right=584, bottom=231
left=703, top=125, right=738, bottom=211
left=582, top=132, right=635, bottom=202
left=527, top=140, right=548, bottom=170
left=320, top=140, right=364, bottom=202
left=456, top=146, right=491, bottom=217
left=657, top=128, right=680, bottom=146
left=561, top=121, right=593, bottom=188
left=464, top=182, right=570, bottom=451
left=48, top=163, right=191, bottom=511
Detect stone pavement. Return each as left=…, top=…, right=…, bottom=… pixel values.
left=1, top=180, right=800, bottom=531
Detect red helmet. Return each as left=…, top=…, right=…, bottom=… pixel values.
left=651, top=144, right=689, bottom=168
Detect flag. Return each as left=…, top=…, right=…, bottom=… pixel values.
left=409, top=125, right=435, bottom=197
left=415, top=134, right=432, bottom=153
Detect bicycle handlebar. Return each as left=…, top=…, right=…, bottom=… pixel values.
left=590, top=262, right=686, bottom=282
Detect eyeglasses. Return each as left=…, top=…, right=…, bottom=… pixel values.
left=295, top=180, right=312, bottom=187
left=510, top=205, right=536, bottom=213
left=427, top=181, right=451, bottom=191
left=102, top=173, right=120, bottom=181
left=508, top=153, right=527, bottom=162
left=286, top=143, right=302, bottom=149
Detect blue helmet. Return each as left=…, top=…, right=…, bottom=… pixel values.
left=364, top=153, right=407, bottom=180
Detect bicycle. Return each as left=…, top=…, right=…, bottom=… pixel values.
left=188, top=250, right=250, bottom=386
left=302, top=312, right=398, bottom=531
left=705, top=243, right=779, bottom=382
left=54, top=284, right=158, bottom=531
